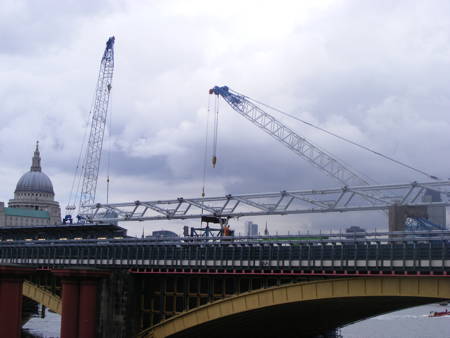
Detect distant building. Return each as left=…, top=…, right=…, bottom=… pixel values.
left=150, top=230, right=178, bottom=238
left=245, top=221, right=258, bottom=236
left=345, top=226, right=366, bottom=233
left=264, top=222, right=269, bottom=236
left=0, top=142, right=61, bottom=226
left=422, top=189, right=446, bottom=228
left=345, top=226, right=366, bottom=238
left=389, top=189, right=447, bottom=231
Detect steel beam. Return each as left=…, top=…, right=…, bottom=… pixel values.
left=81, top=180, right=450, bottom=223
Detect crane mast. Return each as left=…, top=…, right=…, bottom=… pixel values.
left=209, top=86, right=368, bottom=187
left=79, top=36, right=115, bottom=214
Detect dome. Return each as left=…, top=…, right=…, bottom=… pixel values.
left=15, top=171, right=54, bottom=194
left=14, top=141, right=54, bottom=195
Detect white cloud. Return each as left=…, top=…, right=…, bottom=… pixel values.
left=1, top=0, right=450, bottom=235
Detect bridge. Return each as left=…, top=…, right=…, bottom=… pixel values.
left=5, top=35, right=449, bottom=338
left=1, top=230, right=450, bottom=337
left=142, top=277, right=450, bottom=338
left=1, top=230, right=450, bottom=273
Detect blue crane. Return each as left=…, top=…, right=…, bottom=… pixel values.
left=66, top=37, right=115, bottom=220
left=79, top=37, right=115, bottom=214
left=209, top=85, right=369, bottom=186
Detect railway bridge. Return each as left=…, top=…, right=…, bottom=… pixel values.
left=1, top=230, right=450, bottom=337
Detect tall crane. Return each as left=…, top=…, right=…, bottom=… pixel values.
left=209, top=86, right=369, bottom=187
left=78, top=82, right=449, bottom=232
left=207, top=85, right=447, bottom=232
left=78, top=36, right=115, bottom=215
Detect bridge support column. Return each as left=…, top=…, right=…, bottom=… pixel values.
left=54, top=269, right=109, bottom=338
left=60, top=279, right=80, bottom=338
left=78, top=279, right=98, bottom=338
left=0, top=266, right=34, bottom=338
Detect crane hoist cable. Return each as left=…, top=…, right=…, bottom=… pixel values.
left=237, top=90, right=440, bottom=181
left=106, top=86, right=114, bottom=204
left=199, top=95, right=214, bottom=222
left=211, top=95, right=220, bottom=168
left=66, top=105, right=93, bottom=211
left=201, top=95, right=212, bottom=199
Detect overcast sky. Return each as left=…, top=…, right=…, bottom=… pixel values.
left=1, top=0, right=450, bottom=236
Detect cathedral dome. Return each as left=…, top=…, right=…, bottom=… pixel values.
left=14, top=142, right=55, bottom=195
left=15, top=171, right=54, bottom=194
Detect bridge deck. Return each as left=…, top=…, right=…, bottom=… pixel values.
left=1, top=233, right=450, bottom=274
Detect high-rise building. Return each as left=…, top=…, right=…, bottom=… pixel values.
left=245, top=221, right=258, bottom=236
left=264, top=221, right=269, bottom=235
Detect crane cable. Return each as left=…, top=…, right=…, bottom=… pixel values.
left=212, top=96, right=220, bottom=168
left=201, top=95, right=212, bottom=201
left=235, top=91, right=440, bottom=181
left=66, top=108, right=92, bottom=211
left=106, top=87, right=113, bottom=204
left=67, top=61, right=107, bottom=214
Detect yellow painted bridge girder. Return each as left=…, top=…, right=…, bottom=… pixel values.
left=22, top=280, right=62, bottom=315
left=142, top=277, right=450, bottom=338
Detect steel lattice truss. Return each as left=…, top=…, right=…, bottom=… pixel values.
left=83, top=180, right=450, bottom=222
left=209, top=86, right=368, bottom=186
left=79, top=37, right=115, bottom=214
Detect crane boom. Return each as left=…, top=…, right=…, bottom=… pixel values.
left=209, top=86, right=368, bottom=187
left=79, top=36, right=115, bottom=214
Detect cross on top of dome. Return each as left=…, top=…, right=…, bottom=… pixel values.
left=31, top=140, right=41, bottom=172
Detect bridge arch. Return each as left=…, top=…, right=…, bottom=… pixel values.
left=22, top=280, right=61, bottom=314
left=143, top=277, right=450, bottom=338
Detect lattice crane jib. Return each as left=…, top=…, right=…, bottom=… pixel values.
left=79, top=36, right=115, bottom=215
left=209, top=86, right=369, bottom=187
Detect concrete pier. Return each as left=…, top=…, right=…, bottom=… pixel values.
left=54, top=269, right=109, bottom=338
left=0, top=266, right=34, bottom=338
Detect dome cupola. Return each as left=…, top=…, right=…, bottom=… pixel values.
left=14, top=141, right=54, bottom=195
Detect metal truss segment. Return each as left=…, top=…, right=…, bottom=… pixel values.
left=182, top=199, right=219, bottom=215
left=232, top=196, right=271, bottom=212
left=83, top=180, right=450, bottom=223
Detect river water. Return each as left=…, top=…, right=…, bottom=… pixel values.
left=24, top=303, right=450, bottom=337
left=342, top=303, right=450, bottom=338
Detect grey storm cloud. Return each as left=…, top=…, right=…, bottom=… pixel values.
left=0, top=0, right=116, bottom=54
left=1, top=0, right=450, bottom=235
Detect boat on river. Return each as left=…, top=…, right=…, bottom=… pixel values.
left=429, top=309, right=450, bottom=317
